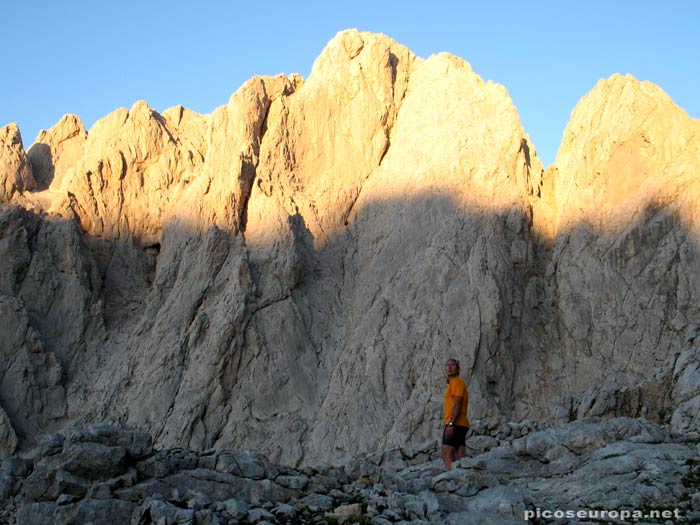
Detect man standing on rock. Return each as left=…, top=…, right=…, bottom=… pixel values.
left=442, top=358, right=469, bottom=470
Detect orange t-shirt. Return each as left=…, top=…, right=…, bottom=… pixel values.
left=444, top=376, right=469, bottom=427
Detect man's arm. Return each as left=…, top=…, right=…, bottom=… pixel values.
left=449, top=396, right=462, bottom=424
left=444, top=395, right=462, bottom=439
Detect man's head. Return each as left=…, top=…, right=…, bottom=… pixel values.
left=445, top=359, right=460, bottom=378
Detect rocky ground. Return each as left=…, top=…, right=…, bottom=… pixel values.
left=1, top=416, right=698, bottom=524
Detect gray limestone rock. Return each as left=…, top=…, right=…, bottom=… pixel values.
left=53, top=498, right=135, bottom=525
left=460, top=485, right=527, bottom=518
left=220, top=497, right=249, bottom=519
left=58, top=442, right=127, bottom=480
left=131, top=499, right=196, bottom=525
left=672, top=324, right=700, bottom=437
left=1, top=456, right=31, bottom=477
left=295, top=493, right=335, bottom=512
left=64, top=423, right=153, bottom=460
left=1, top=418, right=699, bottom=525
left=0, top=404, right=17, bottom=459
left=247, top=507, right=276, bottom=522
left=465, top=435, right=500, bottom=456
left=214, top=450, right=278, bottom=480
left=16, top=501, right=56, bottom=525
left=1, top=30, right=700, bottom=474
left=512, top=416, right=667, bottom=462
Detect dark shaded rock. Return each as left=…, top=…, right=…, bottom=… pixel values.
left=54, top=498, right=134, bottom=525
left=16, top=501, right=56, bottom=525
left=60, top=442, right=127, bottom=480
left=2, top=456, right=33, bottom=477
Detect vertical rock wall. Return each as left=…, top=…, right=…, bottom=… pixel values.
left=1, top=30, right=699, bottom=465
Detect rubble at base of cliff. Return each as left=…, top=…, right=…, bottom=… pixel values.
left=2, top=416, right=699, bottom=525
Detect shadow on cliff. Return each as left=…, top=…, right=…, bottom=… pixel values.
left=25, top=143, right=54, bottom=190
left=0, top=190, right=696, bottom=462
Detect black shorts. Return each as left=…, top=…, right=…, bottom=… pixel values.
left=441, top=424, right=468, bottom=448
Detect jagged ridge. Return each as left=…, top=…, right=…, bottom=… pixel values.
left=0, top=29, right=699, bottom=470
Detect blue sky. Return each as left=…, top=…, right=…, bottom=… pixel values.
left=2, top=1, right=698, bottom=167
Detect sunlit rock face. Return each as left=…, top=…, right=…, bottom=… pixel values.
left=0, top=29, right=699, bottom=465
left=0, top=124, right=35, bottom=202
left=527, top=75, right=700, bottom=423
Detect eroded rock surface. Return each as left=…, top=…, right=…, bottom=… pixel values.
left=0, top=29, right=699, bottom=469
left=0, top=124, right=35, bottom=202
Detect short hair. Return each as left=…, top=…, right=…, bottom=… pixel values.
left=446, top=358, right=460, bottom=367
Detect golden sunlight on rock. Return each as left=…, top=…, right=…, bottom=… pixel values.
left=552, top=74, right=700, bottom=236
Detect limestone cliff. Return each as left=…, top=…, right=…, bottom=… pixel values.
left=0, top=29, right=698, bottom=465
left=529, top=74, right=700, bottom=423
left=0, top=124, right=35, bottom=202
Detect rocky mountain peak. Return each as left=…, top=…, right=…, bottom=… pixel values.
left=0, top=123, right=35, bottom=202
left=552, top=73, right=700, bottom=234
left=27, top=114, right=86, bottom=192
left=1, top=31, right=699, bottom=478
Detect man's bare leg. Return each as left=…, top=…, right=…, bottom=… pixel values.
left=454, top=445, right=466, bottom=462
left=442, top=445, right=456, bottom=471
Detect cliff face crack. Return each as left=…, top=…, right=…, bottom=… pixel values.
left=237, top=77, right=298, bottom=236
left=236, top=156, right=257, bottom=234
left=342, top=135, right=391, bottom=228
left=155, top=340, right=188, bottom=445
left=250, top=292, right=292, bottom=316
left=238, top=89, right=273, bottom=234
left=340, top=46, right=407, bottom=229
